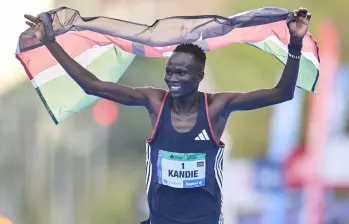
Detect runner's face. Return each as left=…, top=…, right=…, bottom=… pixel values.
left=164, top=52, right=203, bottom=98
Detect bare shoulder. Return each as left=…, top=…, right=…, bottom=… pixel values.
left=137, top=86, right=167, bottom=99
left=205, top=92, right=241, bottom=117
left=206, top=92, right=240, bottom=107
left=137, top=86, right=168, bottom=112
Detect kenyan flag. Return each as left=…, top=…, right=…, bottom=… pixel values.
left=16, top=7, right=320, bottom=124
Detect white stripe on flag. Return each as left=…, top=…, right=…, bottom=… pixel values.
left=31, top=44, right=115, bottom=88
left=256, top=35, right=320, bottom=69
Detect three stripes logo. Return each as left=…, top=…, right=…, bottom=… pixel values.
left=195, top=129, right=210, bottom=141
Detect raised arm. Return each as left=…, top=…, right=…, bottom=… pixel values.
left=24, top=13, right=158, bottom=107
left=212, top=8, right=311, bottom=113
left=44, top=41, right=154, bottom=106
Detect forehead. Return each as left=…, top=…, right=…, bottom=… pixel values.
left=166, top=52, right=197, bottom=69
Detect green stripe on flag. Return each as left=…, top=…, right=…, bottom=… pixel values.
left=36, top=45, right=135, bottom=124
left=249, top=38, right=319, bottom=93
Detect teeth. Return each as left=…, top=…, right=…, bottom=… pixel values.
left=170, top=86, right=181, bottom=91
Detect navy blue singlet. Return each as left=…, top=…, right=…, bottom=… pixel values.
left=142, top=92, right=225, bottom=224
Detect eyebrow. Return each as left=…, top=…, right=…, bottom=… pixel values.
left=166, top=65, right=188, bottom=71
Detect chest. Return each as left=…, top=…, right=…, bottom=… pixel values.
left=149, top=93, right=228, bottom=143
left=169, top=108, right=227, bottom=142
left=170, top=111, right=199, bottom=133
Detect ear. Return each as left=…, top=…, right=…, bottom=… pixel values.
left=197, top=71, right=204, bottom=83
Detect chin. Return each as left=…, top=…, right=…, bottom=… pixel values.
left=169, top=91, right=183, bottom=98
left=169, top=89, right=197, bottom=98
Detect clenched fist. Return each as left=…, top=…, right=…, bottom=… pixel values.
left=287, top=8, right=312, bottom=44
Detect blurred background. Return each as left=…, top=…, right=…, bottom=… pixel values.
left=0, top=0, right=349, bottom=223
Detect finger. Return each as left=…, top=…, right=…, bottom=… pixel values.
left=306, top=13, right=312, bottom=20
left=24, top=14, right=40, bottom=23
left=25, top=21, right=35, bottom=28
left=293, top=10, right=299, bottom=17
left=299, top=8, right=308, bottom=17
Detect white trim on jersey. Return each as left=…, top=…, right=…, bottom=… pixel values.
left=215, top=147, right=225, bottom=224
left=214, top=147, right=224, bottom=191
left=146, top=143, right=152, bottom=194
left=218, top=213, right=224, bottom=224
left=146, top=144, right=225, bottom=224
left=195, top=129, right=210, bottom=140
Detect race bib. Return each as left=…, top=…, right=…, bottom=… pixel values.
left=157, top=150, right=206, bottom=188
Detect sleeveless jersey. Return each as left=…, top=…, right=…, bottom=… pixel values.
left=143, top=92, right=225, bottom=224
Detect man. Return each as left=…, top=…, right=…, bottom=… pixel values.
left=24, top=7, right=311, bottom=224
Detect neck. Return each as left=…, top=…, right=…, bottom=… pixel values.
left=171, top=90, right=200, bottom=115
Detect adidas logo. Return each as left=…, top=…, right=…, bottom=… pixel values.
left=195, top=129, right=210, bottom=141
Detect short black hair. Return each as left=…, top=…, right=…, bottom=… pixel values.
left=173, top=43, right=206, bottom=67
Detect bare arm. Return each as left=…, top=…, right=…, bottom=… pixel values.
left=213, top=55, right=300, bottom=112
left=45, top=41, right=154, bottom=107
left=24, top=13, right=159, bottom=107
left=211, top=8, right=311, bottom=113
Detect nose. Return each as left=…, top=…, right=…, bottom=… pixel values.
left=167, top=73, right=180, bottom=82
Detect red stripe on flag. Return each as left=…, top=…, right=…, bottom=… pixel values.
left=144, top=45, right=176, bottom=57
left=140, top=22, right=318, bottom=58
left=16, top=31, right=133, bottom=80
left=16, top=22, right=319, bottom=81
left=207, top=21, right=319, bottom=58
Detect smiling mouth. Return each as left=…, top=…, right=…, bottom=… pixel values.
left=169, top=85, right=182, bottom=91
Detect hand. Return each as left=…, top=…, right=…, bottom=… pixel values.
left=24, top=14, right=55, bottom=43
left=287, top=8, right=311, bottom=44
